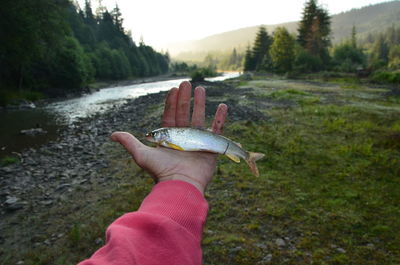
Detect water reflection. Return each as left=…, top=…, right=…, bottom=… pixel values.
left=0, top=109, right=63, bottom=157
left=47, top=78, right=188, bottom=124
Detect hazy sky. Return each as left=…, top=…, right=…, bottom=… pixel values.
left=79, top=0, right=390, bottom=49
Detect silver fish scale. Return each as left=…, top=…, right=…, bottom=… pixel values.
left=162, top=128, right=248, bottom=159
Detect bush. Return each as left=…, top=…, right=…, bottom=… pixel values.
left=190, top=66, right=217, bottom=82
left=294, top=49, right=323, bottom=73
left=332, top=43, right=365, bottom=72
left=370, top=71, right=400, bottom=84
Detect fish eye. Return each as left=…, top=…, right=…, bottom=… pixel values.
left=145, top=131, right=155, bottom=138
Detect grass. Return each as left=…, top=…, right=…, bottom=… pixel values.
left=0, top=89, right=44, bottom=106
left=6, top=76, right=400, bottom=264
left=0, top=155, right=19, bottom=166
left=200, top=80, right=400, bottom=264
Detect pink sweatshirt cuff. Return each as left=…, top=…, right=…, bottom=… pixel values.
left=138, top=180, right=208, bottom=240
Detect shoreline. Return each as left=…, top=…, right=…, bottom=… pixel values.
left=0, top=74, right=190, bottom=110
left=1, top=76, right=399, bottom=264
left=0, top=78, right=265, bottom=263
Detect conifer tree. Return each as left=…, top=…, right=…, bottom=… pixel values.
left=111, top=4, right=124, bottom=33
left=244, top=45, right=255, bottom=71
left=251, top=26, right=272, bottom=71
left=351, top=25, right=357, bottom=48
left=372, top=35, right=389, bottom=65
left=297, top=0, right=331, bottom=63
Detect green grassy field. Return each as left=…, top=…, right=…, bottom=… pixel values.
left=203, top=78, right=400, bottom=264
left=11, top=76, right=400, bottom=265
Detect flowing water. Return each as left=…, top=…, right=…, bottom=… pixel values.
left=0, top=72, right=239, bottom=158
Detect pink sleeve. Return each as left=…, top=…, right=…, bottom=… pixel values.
left=78, top=180, right=208, bottom=265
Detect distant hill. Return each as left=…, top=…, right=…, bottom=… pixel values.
left=167, top=1, right=400, bottom=61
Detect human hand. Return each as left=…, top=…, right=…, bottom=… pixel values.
left=111, top=81, right=228, bottom=194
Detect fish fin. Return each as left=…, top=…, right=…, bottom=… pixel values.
left=165, top=142, right=185, bottom=151
left=226, top=154, right=241, bottom=163
left=245, top=152, right=265, bottom=177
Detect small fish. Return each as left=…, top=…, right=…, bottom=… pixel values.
left=145, top=127, right=265, bottom=176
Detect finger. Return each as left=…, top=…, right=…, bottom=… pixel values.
left=111, top=132, right=149, bottom=166
left=162, top=87, right=179, bottom=127
left=191, top=86, right=206, bottom=128
left=175, top=81, right=192, bottom=127
left=211, top=103, right=228, bottom=134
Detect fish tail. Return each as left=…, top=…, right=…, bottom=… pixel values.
left=245, top=152, right=265, bottom=177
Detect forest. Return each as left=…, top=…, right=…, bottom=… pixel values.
left=0, top=0, right=170, bottom=104
left=199, top=0, right=400, bottom=84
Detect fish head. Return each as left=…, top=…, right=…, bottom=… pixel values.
left=145, top=128, right=169, bottom=143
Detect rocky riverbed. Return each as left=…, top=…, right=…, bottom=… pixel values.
left=0, top=80, right=267, bottom=261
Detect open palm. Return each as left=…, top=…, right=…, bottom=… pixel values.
left=111, top=81, right=228, bottom=193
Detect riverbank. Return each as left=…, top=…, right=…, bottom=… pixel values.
left=88, top=73, right=190, bottom=91
left=1, top=76, right=399, bottom=264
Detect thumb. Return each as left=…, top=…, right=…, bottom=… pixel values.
left=111, top=132, right=149, bottom=166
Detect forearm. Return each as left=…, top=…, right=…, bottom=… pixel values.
left=78, top=180, right=208, bottom=265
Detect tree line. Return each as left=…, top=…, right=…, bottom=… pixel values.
left=0, top=0, right=170, bottom=100
left=242, top=0, right=400, bottom=83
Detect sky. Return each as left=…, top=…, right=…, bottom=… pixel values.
left=78, top=0, right=391, bottom=49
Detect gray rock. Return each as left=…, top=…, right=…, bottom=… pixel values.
left=5, top=196, right=18, bottom=205
left=20, top=128, right=47, bottom=136
left=55, top=183, right=71, bottom=191
left=262, top=254, right=272, bottom=263
left=275, top=238, right=286, bottom=247
left=230, top=246, right=243, bottom=253
left=1, top=167, right=14, bottom=174
left=337, top=248, right=346, bottom=254
left=95, top=238, right=104, bottom=245
left=40, top=200, right=53, bottom=206
left=255, top=243, right=267, bottom=249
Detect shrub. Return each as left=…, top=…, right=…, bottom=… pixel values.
left=370, top=71, right=400, bottom=84
left=294, top=49, right=323, bottom=73
left=332, top=43, right=365, bottom=72
left=190, top=66, right=217, bottom=82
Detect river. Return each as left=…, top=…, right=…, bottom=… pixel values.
left=0, top=72, right=239, bottom=158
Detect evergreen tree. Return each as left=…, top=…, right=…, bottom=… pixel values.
left=252, top=26, right=272, bottom=71
left=388, top=45, right=400, bottom=69
left=111, top=4, right=124, bottom=33
left=297, top=0, right=331, bottom=65
left=84, top=0, right=97, bottom=26
left=244, top=46, right=256, bottom=71
left=371, top=35, right=389, bottom=67
left=229, top=48, right=238, bottom=67
left=351, top=25, right=357, bottom=48
left=270, top=27, right=295, bottom=73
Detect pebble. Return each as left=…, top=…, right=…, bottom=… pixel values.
left=275, top=238, right=286, bottom=247
left=255, top=243, right=267, bottom=249
left=20, top=128, right=47, bottom=136
left=337, top=248, right=346, bottom=254
left=95, top=238, right=104, bottom=245
left=262, top=254, right=272, bottom=263
left=5, top=196, right=18, bottom=205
